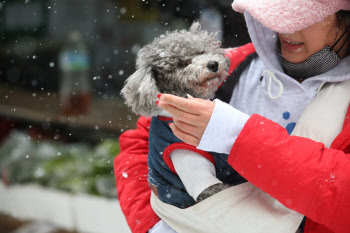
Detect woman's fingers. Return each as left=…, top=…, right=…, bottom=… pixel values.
left=157, top=93, right=215, bottom=145
left=172, top=119, right=202, bottom=139
left=159, top=94, right=206, bottom=113
left=159, top=102, right=199, bottom=126
left=169, top=123, right=200, bottom=147
left=160, top=94, right=190, bottom=111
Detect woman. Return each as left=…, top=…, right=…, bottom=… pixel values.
left=114, top=0, right=350, bottom=233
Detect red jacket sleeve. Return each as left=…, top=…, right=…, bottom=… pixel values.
left=228, top=114, right=350, bottom=233
left=114, top=116, right=160, bottom=233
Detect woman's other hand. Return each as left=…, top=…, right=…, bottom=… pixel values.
left=157, top=94, right=215, bottom=146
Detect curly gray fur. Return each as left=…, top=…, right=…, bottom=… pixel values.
left=121, top=22, right=230, bottom=116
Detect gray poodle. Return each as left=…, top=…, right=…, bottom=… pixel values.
left=121, top=22, right=230, bottom=117
left=121, top=22, right=234, bottom=206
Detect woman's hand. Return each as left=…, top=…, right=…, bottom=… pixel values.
left=157, top=94, right=215, bottom=146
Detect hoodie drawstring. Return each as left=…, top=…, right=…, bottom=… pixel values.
left=262, top=70, right=283, bottom=99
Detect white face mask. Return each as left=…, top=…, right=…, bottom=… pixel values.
left=277, top=29, right=349, bottom=79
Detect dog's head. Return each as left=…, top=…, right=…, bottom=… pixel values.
left=121, top=22, right=230, bottom=116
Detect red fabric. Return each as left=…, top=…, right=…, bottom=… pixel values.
left=228, top=114, right=350, bottom=233
left=157, top=116, right=173, bottom=122
left=163, top=142, right=216, bottom=174
left=218, top=43, right=256, bottom=88
left=225, top=43, right=256, bottom=76
left=114, top=116, right=160, bottom=233
left=114, top=44, right=256, bottom=233
left=331, top=105, right=350, bottom=154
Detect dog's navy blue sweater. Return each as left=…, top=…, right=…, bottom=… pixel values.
left=147, top=116, right=247, bottom=209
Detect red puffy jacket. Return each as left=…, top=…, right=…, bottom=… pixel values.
left=114, top=44, right=350, bottom=233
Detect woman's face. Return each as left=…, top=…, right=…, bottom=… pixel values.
left=278, top=14, right=349, bottom=63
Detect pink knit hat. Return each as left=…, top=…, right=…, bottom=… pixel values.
left=232, top=0, right=350, bottom=33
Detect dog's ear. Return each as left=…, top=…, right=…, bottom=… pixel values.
left=189, top=22, right=201, bottom=33
left=121, top=67, right=160, bottom=117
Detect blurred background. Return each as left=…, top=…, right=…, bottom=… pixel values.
left=0, top=0, right=250, bottom=232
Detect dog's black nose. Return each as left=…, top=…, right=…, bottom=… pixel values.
left=207, top=61, right=219, bottom=72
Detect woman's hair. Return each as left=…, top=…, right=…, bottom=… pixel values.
left=335, top=11, right=350, bottom=55
left=337, top=10, right=350, bottom=28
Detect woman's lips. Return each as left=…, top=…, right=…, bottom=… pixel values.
left=281, top=38, right=304, bottom=51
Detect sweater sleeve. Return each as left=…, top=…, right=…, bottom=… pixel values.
left=228, top=114, right=350, bottom=233
left=113, top=116, right=160, bottom=233
left=197, top=99, right=249, bottom=154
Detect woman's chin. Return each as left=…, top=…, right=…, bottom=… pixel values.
left=281, top=49, right=308, bottom=64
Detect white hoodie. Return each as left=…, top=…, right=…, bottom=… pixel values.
left=197, top=13, right=350, bottom=154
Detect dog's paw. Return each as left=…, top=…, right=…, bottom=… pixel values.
left=196, top=183, right=231, bottom=202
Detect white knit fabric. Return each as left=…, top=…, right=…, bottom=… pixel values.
left=170, top=149, right=222, bottom=201
left=198, top=99, right=250, bottom=154
left=156, top=110, right=222, bottom=201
